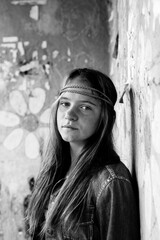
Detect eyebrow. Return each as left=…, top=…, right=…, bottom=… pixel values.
left=59, top=96, right=98, bottom=106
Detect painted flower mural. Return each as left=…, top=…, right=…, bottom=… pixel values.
left=0, top=86, right=51, bottom=159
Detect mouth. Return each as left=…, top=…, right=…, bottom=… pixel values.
left=62, top=125, right=77, bottom=130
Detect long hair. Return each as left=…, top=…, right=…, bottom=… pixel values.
left=27, top=68, right=119, bottom=237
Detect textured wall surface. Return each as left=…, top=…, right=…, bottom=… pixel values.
left=0, top=0, right=111, bottom=239
left=109, top=0, right=160, bottom=239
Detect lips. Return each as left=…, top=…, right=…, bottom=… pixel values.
left=62, top=125, right=77, bottom=130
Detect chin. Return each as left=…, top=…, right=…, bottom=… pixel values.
left=61, top=136, right=74, bottom=142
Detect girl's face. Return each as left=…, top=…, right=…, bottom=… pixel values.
left=57, top=85, right=101, bottom=148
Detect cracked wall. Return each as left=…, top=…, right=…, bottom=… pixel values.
left=109, top=0, right=160, bottom=239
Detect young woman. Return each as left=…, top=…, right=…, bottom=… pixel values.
left=28, top=68, right=140, bottom=239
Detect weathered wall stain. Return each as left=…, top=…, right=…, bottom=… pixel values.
left=144, top=115, right=151, bottom=160
left=36, top=0, right=62, bottom=35
left=109, top=0, right=160, bottom=239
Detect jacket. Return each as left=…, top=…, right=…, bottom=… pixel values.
left=45, top=161, right=140, bottom=240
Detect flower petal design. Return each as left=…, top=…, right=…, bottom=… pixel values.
left=9, top=90, right=27, bottom=116
left=3, top=128, right=23, bottom=150
left=39, top=108, right=51, bottom=124
left=0, top=111, right=20, bottom=127
left=25, top=132, right=40, bottom=159
left=29, top=88, right=46, bottom=114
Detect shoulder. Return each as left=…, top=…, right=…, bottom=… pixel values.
left=105, top=161, right=132, bottom=183
left=93, top=161, right=132, bottom=186
left=91, top=161, right=133, bottom=204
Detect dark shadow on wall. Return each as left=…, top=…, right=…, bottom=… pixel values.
left=112, top=33, right=119, bottom=59
left=129, top=88, right=141, bottom=238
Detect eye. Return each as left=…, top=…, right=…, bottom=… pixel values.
left=59, top=101, right=70, bottom=108
left=80, top=105, right=92, bottom=111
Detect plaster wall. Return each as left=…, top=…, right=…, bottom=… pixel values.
left=109, top=0, right=160, bottom=239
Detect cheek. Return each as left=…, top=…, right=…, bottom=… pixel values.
left=90, top=111, right=102, bottom=133
left=83, top=115, right=100, bottom=135
left=91, top=119, right=100, bottom=132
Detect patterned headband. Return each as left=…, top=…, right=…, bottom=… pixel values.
left=59, top=85, right=113, bottom=106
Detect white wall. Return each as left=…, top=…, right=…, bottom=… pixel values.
left=109, top=0, right=160, bottom=239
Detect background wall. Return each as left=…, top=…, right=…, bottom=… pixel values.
left=0, top=0, right=111, bottom=239
left=1, top=0, right=160, bottom=239
left=109, top=0, right=160, bottom=239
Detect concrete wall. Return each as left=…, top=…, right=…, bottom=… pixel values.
left=0, top=0, right=111, bottom=239
left=109, top=0, right=160, bottom=239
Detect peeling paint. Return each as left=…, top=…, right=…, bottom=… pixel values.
left=36, top=0, right=62, bottom=36
left=41, top=40, right=47, bottom=49
left=52, top=50, right=59, bottom=59
left=30, top=5, right=39, bottom=21
left=3, top=37, right=18, bottom=43
left=17, top=41, right=25, bottom=56
left=11, top=0, right=47, bottom=5
left=1, top=43, right=16, bottom=49
left=110, top=0, right=160, bottom=238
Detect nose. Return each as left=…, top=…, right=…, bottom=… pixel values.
left=65, top=107, right=78, bottom=121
